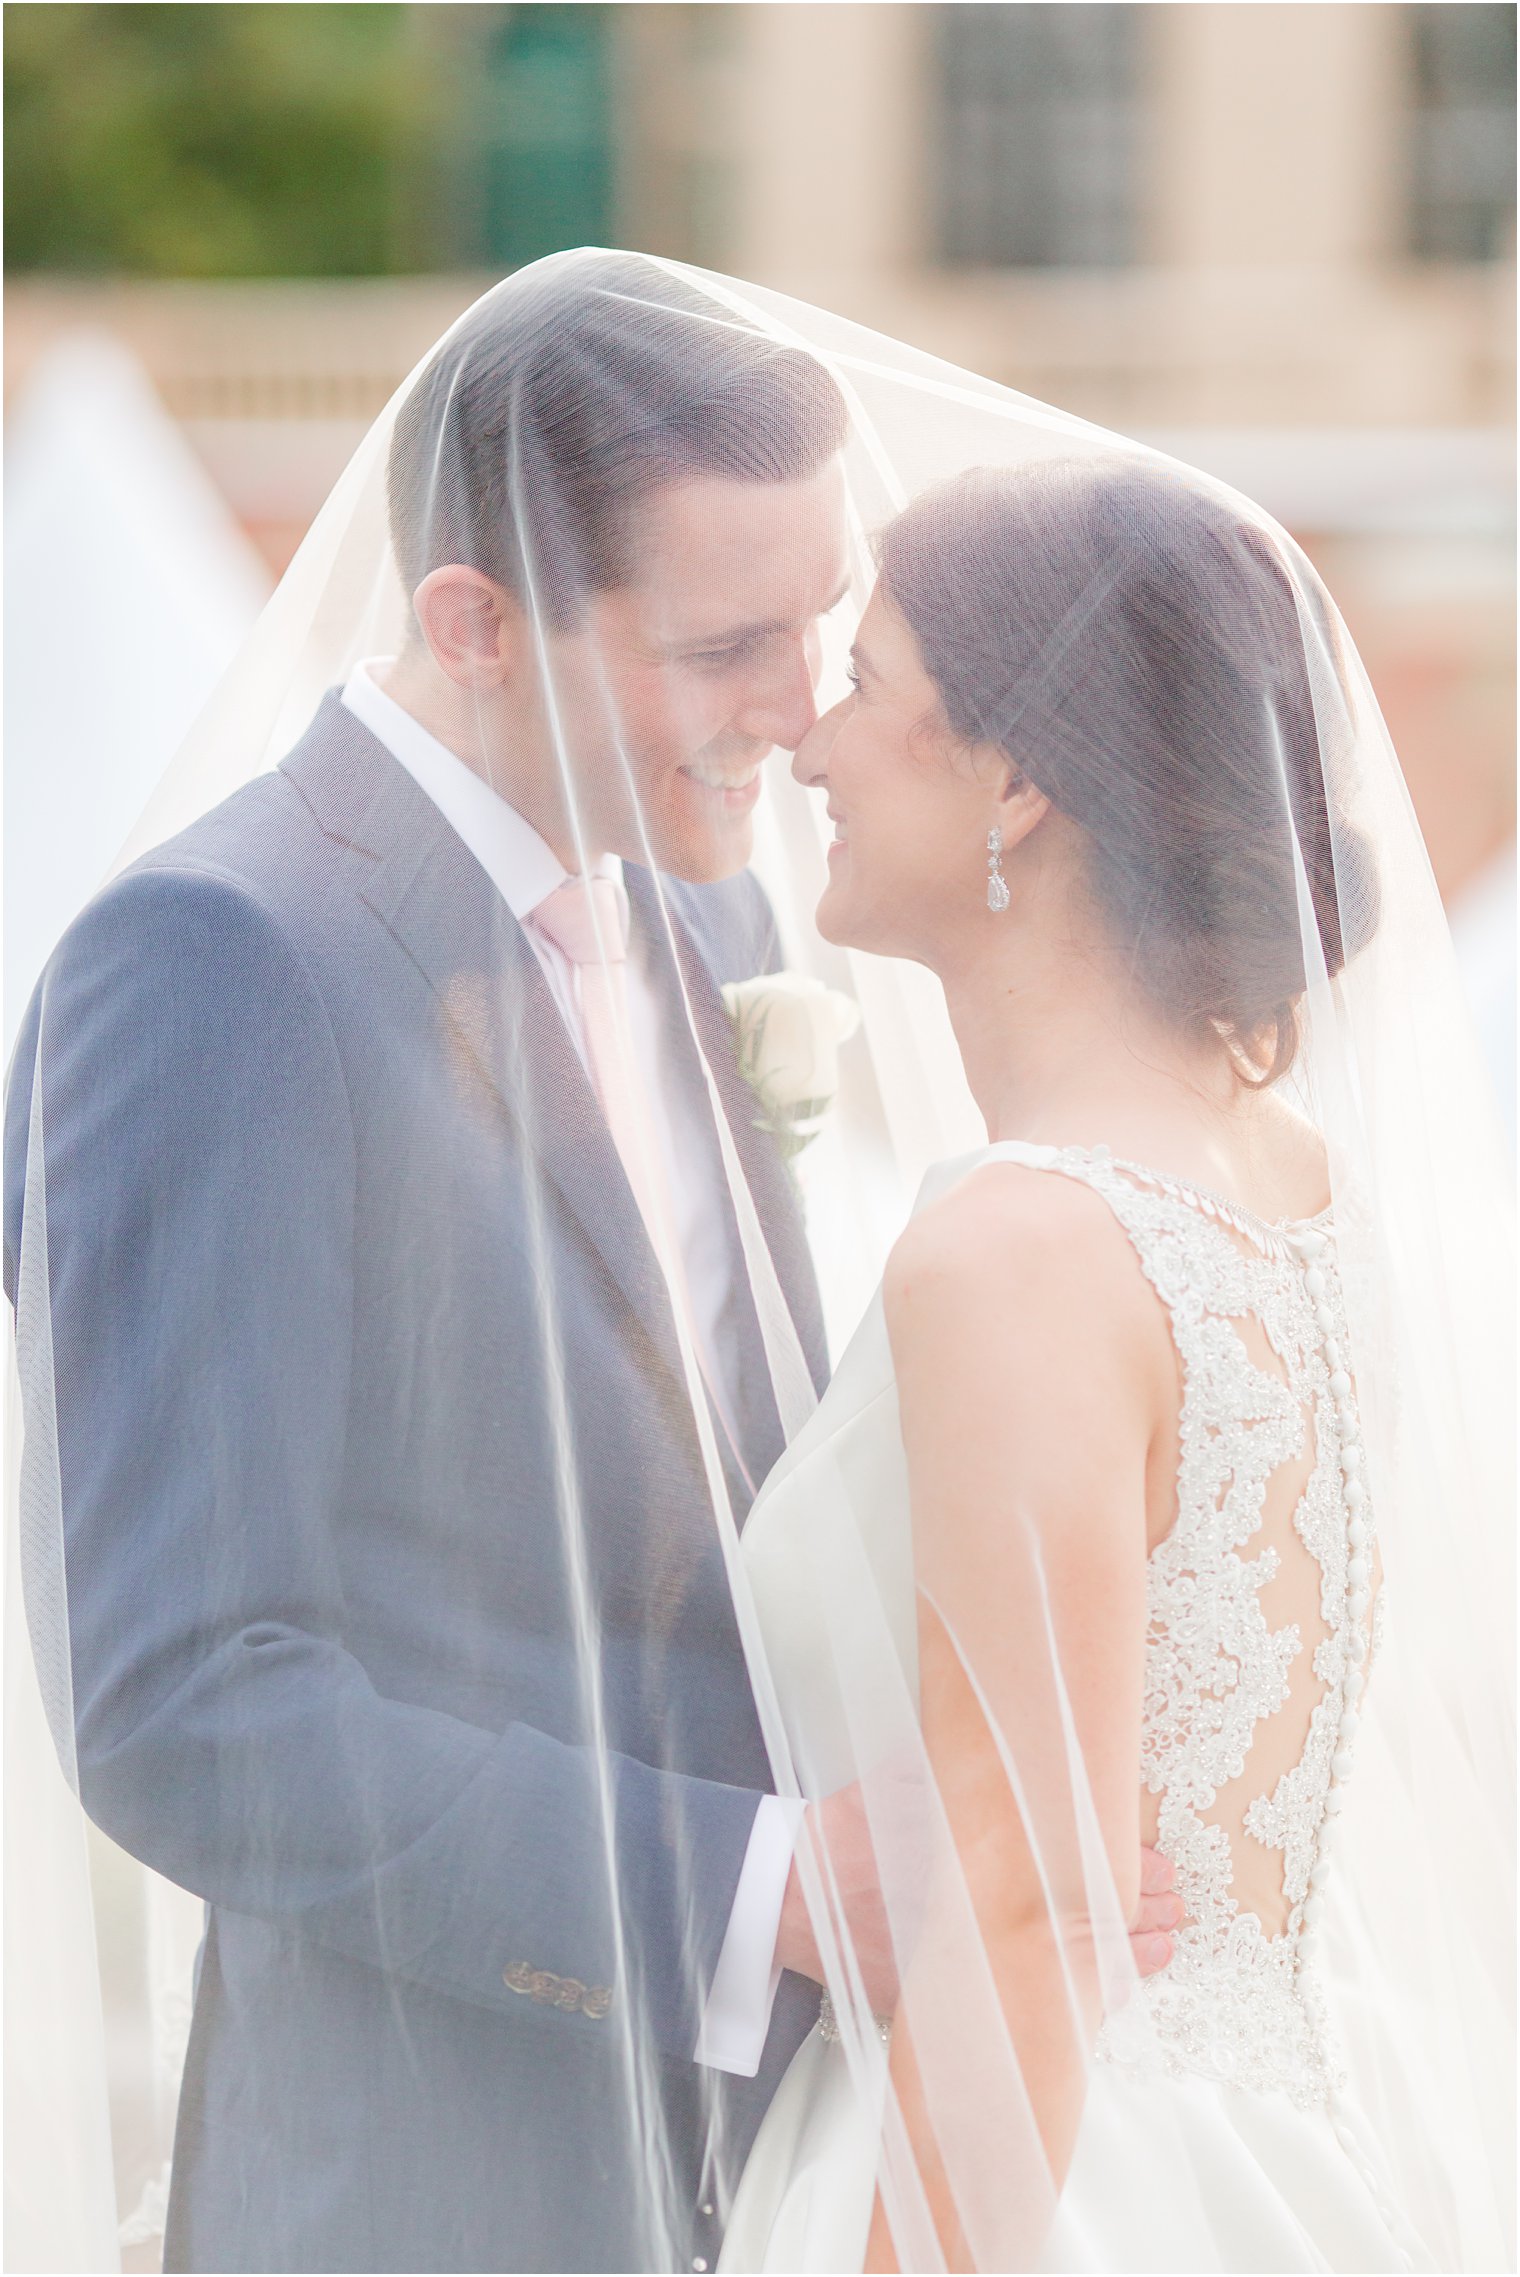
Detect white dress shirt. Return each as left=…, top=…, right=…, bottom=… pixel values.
left=340, top=661, right=800, bottom=2078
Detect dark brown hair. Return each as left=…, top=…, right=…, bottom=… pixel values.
left=877, top=459, right=1379, bottom=1081
left=387, top=251, right=849, bottom=627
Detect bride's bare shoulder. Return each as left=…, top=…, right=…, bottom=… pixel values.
left=883, top=1157, right=1154, bottom=1360
left=883, top=1160, right=1170, bottom=1518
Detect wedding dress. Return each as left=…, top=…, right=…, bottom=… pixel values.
left=721, top=1140, right=1432, bottom=2274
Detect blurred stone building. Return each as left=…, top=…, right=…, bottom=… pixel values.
left=629, top=1, right=1513, bottom=427
left=6, top=0, right=1515, bottom=903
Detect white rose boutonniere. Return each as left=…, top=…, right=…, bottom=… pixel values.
left=721, top=971, right=862, bottom=1164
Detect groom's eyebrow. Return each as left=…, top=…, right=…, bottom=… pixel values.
left=668, top=578, right=852, bottom=655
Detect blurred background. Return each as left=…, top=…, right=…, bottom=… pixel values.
left=2, top=9, right=1513, bottom=2263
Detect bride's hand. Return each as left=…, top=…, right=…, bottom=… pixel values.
left=775, top=1808, right=1179, bottom=2006
left=1131, top=1845, right=1183, bottom=1975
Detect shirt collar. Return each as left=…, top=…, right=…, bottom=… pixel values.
left=340, top=658, right=623, bottom=923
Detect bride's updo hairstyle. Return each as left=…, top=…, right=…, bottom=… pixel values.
left=877, top=459, right=1379, bottom=1083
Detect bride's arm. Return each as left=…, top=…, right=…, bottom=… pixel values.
left=866, top=1165, right=1163, bottom=2272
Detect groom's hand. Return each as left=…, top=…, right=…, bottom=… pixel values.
left=1131, top=1845, right=1183, bottom=1976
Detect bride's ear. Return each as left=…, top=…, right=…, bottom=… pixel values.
left=994, top=760, right=1051, bottom=851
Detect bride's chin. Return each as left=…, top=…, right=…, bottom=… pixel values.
left=816, top=879, right=893, bottom=955
left=813, top=885, right=853, bottom=948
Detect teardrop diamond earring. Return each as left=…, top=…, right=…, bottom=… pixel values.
left=987, top=824, right=1010, bottom=913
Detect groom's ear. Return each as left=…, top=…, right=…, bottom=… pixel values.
left=412, top=566, right=525, bottom=690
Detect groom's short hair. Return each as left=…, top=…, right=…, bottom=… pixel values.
left=387, top=252, right=849, bottom=627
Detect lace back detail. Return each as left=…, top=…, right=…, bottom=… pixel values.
left=988, top=1142, right=1379, bottom=2110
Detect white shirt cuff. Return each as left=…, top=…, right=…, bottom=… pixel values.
left=693, top=1794, right=807, bottom=2077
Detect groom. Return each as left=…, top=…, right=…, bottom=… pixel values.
left=4, top=253, right=855, bottom=2277
left=5, top=256, right=1178, bottom=2275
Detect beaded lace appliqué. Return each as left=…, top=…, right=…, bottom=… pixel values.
left=1015, top=1147, right=1377, bottom=2113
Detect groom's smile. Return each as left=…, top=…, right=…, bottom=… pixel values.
left=678, top=747, right=766, bottom=823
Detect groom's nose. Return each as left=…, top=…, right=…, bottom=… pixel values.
left=792, top=698, right=847, bottom=789
left=731, top=638, right=819, bottom=754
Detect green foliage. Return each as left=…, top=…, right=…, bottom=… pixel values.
left=5, top=2, right=432, bottom=274
left=4, top=1, right=616, bottom=275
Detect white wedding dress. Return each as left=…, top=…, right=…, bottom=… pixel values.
left=721, top=1141, right=1433, bottom=2274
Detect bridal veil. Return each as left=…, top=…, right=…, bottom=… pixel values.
left=7, top=251, right=1512, bottom=2271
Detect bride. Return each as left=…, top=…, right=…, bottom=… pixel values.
left=721, top=459, right=1508, bottom=2272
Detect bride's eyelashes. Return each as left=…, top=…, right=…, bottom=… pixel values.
left=844, top=663, right=863, bottom=695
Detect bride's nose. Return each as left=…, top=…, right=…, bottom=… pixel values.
left=791, top=698, right=848, bottom=791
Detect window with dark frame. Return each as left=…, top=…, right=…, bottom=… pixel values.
left=1407, top=2, right=1516, bottom=262
left=935, top=2, right=1141, bottom=270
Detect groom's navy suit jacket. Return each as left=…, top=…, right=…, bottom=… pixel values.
left=4, top=695, right=828, bottom=2274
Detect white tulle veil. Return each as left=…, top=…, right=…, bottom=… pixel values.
left=5, top=251, right=1512, bottom=2273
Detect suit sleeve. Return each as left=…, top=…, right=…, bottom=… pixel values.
left=3, top=862, right=760, bottom=2060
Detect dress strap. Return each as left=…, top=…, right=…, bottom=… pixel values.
left=979, top=1140, right=1315, bottom=1260
left=975, top=1142, right=1172, bottom=1286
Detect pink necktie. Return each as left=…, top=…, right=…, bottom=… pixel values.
left=529, top=876, right=647, bottom=1197
left=529, top=876, right=752, bottom=1490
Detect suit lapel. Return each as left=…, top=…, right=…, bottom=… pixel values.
left=283, top=701, right=680, bottom=1379
left=624, top=868, right=828, bottom=1484
left=283, top=697, right=826, bottom=1498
